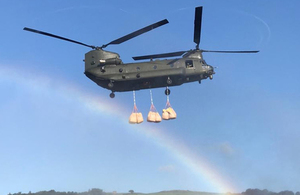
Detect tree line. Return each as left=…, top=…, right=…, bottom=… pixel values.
left=242, top=189, right=300, bottom=195
left=8, top=188, right=105, bottom=195
left=8, top=189, right=300, bottom=195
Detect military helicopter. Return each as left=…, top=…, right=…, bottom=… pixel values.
left=24, top=6, right=258, bottom=98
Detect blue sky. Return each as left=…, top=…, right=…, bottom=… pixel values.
left=1, top=0, right=300, bottom=194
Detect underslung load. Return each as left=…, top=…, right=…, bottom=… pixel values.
left=128, top=90, right=177, bottom=124
left=162, top=96, right=177, bottom=120
left=147, top=105, right=162, bottom=123
left=129, top=106, right=143, bottom=124
left=147, top=90, right=162, bottom=123
left=129, top=91, right=144, bottom=124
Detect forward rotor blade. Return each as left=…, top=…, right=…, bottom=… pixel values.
left=102, top=19, right=169, bottom=48
left=23, top=27, right=96, bottom=49
left=194, top=6, right=203, bottom=49
left=133, top=51, right=187, bottom=61
left=201, top=50, right=259, bottom=53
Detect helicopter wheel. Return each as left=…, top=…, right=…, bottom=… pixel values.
left=109, top=92, right=115, bottom=98
left=209, top=75, right=213, bottom=80
left=165, top=88, right=171, bottom=95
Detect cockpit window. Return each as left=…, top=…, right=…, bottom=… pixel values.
left=201, top=60, right=208, bottom=66
left=185, top=60, right=194, bottom=68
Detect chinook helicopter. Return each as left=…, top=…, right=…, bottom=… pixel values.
left=24, top=6, right=258, bottom=98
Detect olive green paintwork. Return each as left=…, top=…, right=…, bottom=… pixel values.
left=84, top=49, right=214, bottom=92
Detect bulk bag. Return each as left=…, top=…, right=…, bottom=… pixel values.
left=162, top=109, right=170, bottom=120
left=147, top=104, right=161, bottom=123
left=137, top=113, right=144, bottom=124
left=162, top=100, right=177, bottom=120
left=129, top=104, right=143, bottom=124
left=155, top=112, right=162, bottom=122
left=147, top=111, right=156, bottom=122
left=166, top=107, right=177, bottom=119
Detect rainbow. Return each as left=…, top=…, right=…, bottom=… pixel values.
left=0, top=65, right=237, bottom=193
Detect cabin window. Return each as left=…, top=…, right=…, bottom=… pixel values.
left=185, top=60, right=194, bottom=68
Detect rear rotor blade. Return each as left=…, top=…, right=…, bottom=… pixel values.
left=102, top=19, right=169, bottom=48
left=23, top=27, right=96, bottom=49
left=201, top=49, right=259, bottom=53
left=133, top=51, right=187, bottom=61
left=194, top=6, right=203, bottom=49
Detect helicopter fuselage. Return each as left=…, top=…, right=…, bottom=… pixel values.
left=84, top=49, right=214, bottom=92
left=23, top=6, right=258, bottom=98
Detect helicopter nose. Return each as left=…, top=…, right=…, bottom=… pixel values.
left=208, top=65, right=214, bottom=73
left=207, top=65, right=215, bottom=80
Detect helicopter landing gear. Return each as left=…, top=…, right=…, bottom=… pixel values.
left=109, top=92, right=115, bottom=98
left=209, top=75, right=213, bottom=80
left=167, top=77, right=172, bottom=85
left=165, top=87, right=171, bottom=95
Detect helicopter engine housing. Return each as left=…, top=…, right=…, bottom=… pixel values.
left=85, top=50, right=122, bottom=71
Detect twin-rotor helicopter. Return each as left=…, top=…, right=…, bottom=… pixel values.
left=24, top=6, right=259, bottom=98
